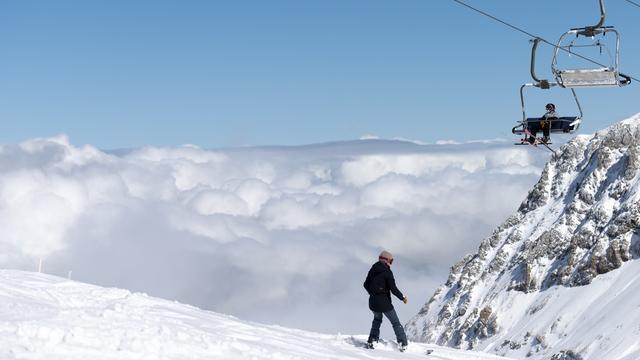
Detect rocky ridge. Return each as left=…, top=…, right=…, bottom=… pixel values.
left=405, top=115, right=640, bottom=359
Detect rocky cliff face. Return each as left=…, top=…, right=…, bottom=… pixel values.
left=406, top=115, right=640, bottom=359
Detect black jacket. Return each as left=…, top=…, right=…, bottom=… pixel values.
left=363, top=261, right=404, bottom=312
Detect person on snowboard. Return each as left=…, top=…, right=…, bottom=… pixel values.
left=528, top=103, right=557, bottom=144
left=363, top=250, right=408, bottom=351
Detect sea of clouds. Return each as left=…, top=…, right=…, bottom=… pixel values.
left=0, top=135, right=548, bottom=335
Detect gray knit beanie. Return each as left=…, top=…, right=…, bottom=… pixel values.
left=379, top=250, right=393, bottom=261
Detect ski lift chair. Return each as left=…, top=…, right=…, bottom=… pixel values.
left=511, top=84, right=583, bottom=138
left=552, top=0, right=631, bottom=88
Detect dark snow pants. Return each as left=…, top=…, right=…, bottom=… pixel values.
left=368, top=309, right=407, bottom=344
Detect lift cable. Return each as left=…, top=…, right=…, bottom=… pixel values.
left=624, top=0, right=640, bottom=9
left=451, top=0, right=639, bottom=83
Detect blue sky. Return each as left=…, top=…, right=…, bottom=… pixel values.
left=1, top=0, right=639, bottom=149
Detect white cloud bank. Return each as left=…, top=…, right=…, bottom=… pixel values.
left=0, top=135, right=547, bottom=335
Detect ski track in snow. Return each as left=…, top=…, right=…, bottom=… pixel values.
left=0, top=270, right=513, bottom=360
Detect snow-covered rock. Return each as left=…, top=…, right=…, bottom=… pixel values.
left=0, top=269, right=512, bottom=359
left=406, top=114, right=640, bottom=359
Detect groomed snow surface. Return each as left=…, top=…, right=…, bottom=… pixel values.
left=0, top=270, right=512, bottom=360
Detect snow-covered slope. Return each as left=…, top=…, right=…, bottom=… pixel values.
left=0, top=269, right=511, bottom=360
left=406, top=114, right=640, bottom=360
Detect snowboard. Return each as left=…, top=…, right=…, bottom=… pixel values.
left=346, top=337, right=409, bottom=353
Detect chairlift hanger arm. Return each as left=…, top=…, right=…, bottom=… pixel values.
left=573, top=0, right=606, bottom=37
left=592, top=0, right=606, bottom=29
left=529, top=38, right=554, bottom=89
left=529, top=39, right=542, bottom=84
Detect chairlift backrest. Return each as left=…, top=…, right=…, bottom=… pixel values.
left=556, top=67, right=621, bottom=88
left=524, top=117, right=582, bottom=134
left=512, top=115, right=582, bottom=137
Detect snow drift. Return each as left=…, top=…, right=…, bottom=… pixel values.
left=406, top=114, right=640, bottom=360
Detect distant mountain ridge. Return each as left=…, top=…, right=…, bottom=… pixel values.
left=405, top=114, right=640, bottom=360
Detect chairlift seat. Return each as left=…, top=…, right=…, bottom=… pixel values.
left=513, top=117, right=581, bottom=135
left=526, top=117, right=581, bottom=134
left=556, top=68, right=623, bottom=88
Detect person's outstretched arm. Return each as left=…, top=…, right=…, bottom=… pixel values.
left=386, top=271, right=404, bottom=301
